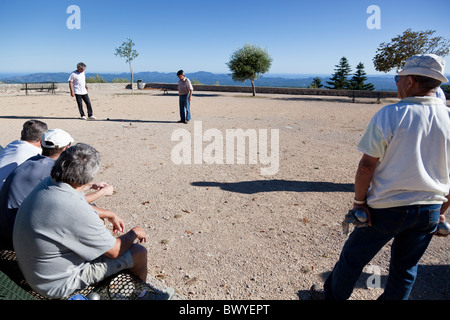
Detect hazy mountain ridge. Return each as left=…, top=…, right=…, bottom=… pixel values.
left=0, top=71, right=401, bottom=91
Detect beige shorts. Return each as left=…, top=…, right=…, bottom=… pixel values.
left=77, top=249, right=134, bottom=287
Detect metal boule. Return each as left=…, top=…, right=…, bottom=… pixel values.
left=353, top=210, right=368, bottom=223
left=437, top=221, right=450, bottom=236
left=87, top=292, right=101, bottom=300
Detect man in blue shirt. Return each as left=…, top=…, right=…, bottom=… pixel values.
left=0, top=129, right=73, bottom=248
left=0, top=129, right=125, bottom=250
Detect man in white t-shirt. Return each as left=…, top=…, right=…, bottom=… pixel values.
left=68, top=62, right=96, bottom=120
left=311, top=54, right=450, bottom=300
left=0, top=120, right=48, bottom=189
left=436, top=86, right=447, bottom=105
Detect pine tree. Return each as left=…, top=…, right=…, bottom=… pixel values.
left=308, top=77, right=323, bottom=89
left=325, top=57, right=352, bottom=89
left=350, top=62, right=375, bottom=91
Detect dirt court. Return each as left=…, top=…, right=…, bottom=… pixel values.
left=0, top=86, right=448, bottom=300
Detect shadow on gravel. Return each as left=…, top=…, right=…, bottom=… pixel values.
left=308, top=265, right=449, bottom=300
left=191, top=179, right=354, bottom=194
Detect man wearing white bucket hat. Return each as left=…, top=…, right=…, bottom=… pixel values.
left=311, top=54, right=450, bottom=300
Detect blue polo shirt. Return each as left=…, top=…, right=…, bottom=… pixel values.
left=0, top=154, right=55, bottom=240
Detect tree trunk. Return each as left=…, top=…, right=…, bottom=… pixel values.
left=251, top=79, right=256, bottom=97
left=130, top=62, right=134, bottom=94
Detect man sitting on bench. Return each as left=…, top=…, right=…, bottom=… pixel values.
left=13, top=143, right=174, bottom=300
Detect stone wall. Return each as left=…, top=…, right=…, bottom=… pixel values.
left=1, top=82, right=448, bottom=101
left=0, top=83, right=130, bottom=95
left=144, top=82, right=399, bottom=101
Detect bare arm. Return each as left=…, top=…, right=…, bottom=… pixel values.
left=104, top=226, right=146, bottom=259
left=69, top=81, right=74, bottom=97
left=353, top=153, right=379, bottom=225
left=85, top=182, right=114, bottom=203
left=188, top=79, right=193, bottom=101
left=440, top=194, right=450, bottom=219
left=354, top=154, right=379, bottom=201
left=93, top=206, right=125, bottom=234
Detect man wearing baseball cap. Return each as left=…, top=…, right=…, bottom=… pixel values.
left=0, top=129, right=125, bottom=249
left=311, top=54, right=450, bottom=300
left=0, top=129, right=74, bottom=248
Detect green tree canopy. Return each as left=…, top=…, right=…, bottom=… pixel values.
left=111, top=78, right=129, bottom=83
left=350, top=62, right=375, bottom=91
left=226, top=44, right=272, bottom=96
left=325, top=57, right=352, bottom=90
left=308, top=77, right=323, bottom=89
left=115, top=38, right=139, bottom=91
left=86, top=74, right=106, bottom=83
left=373, top=29, right=450, bottom=73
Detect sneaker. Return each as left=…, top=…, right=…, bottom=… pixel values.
left=137, top=287, right=175, bottom=300
left=81, top=116, right=87, bottom=120
left=88, top=115, right=96, bottom=120
left=310, top=284, right=325, bottom=300
left=177, top=120, right=186, bottom=123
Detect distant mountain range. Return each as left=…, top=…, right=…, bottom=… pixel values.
left=0, top=71, right=403, bottom=91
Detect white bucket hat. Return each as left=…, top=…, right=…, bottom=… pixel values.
left=42, top=129, right=74, bottom=148
left=398, top=54, right=448, bottom=83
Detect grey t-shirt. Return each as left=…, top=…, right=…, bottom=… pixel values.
left=13, top=177, right=116, bottom=298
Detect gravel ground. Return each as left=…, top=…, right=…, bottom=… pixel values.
left=0, top=88, right=448, bottom=300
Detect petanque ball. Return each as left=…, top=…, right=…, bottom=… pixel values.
left=87, top=292, right=101, bottom=300
left=437, top=221, right=450, bottom=236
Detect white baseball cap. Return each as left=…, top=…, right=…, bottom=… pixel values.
left=398, top=54, right=448, bottom=83
left=42, top=129, right=74, bottom=148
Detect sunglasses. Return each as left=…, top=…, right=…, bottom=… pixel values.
left=394, top=75, right=400, bottom=83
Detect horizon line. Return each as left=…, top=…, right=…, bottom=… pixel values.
left=0, top=71, right=403, bottom=77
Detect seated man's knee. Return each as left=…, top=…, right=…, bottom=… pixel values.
left=129, top=243, right=147, bottom=262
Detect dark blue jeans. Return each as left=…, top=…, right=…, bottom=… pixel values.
left=324, top=204, right=441, bottom=300
left=75, top=94, right=93, bottom=117
left=179, top=94, right=191, bottom=122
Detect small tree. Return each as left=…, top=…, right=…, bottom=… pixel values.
left=114, top=38, right=139, bottom=91
left=350, top=62, right=374, bottom=91
left=325, top=57, right=352, bottom=90
left=226, top=44, right=272, bottom=96
left=373, top=29, right=450, bottom=73
left=308, top=77, right=323, bottom=89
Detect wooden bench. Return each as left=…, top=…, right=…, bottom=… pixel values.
left=347, top=90, right=392, bottom=104
left=21, top=82, right=57, bottom=95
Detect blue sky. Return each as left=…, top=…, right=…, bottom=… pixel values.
left=0, top=0, right=449, bottom=76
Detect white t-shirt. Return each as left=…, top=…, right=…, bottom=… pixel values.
left=0, top=140, right=42, bottom=188
left=357, top=96, right=450, bottom=209
left=68, top=70, right=88, bottom=95
left=436, top=87, right=447, bottom=105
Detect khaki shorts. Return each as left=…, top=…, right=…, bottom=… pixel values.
left=77, top=249, right=134, bottom=288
